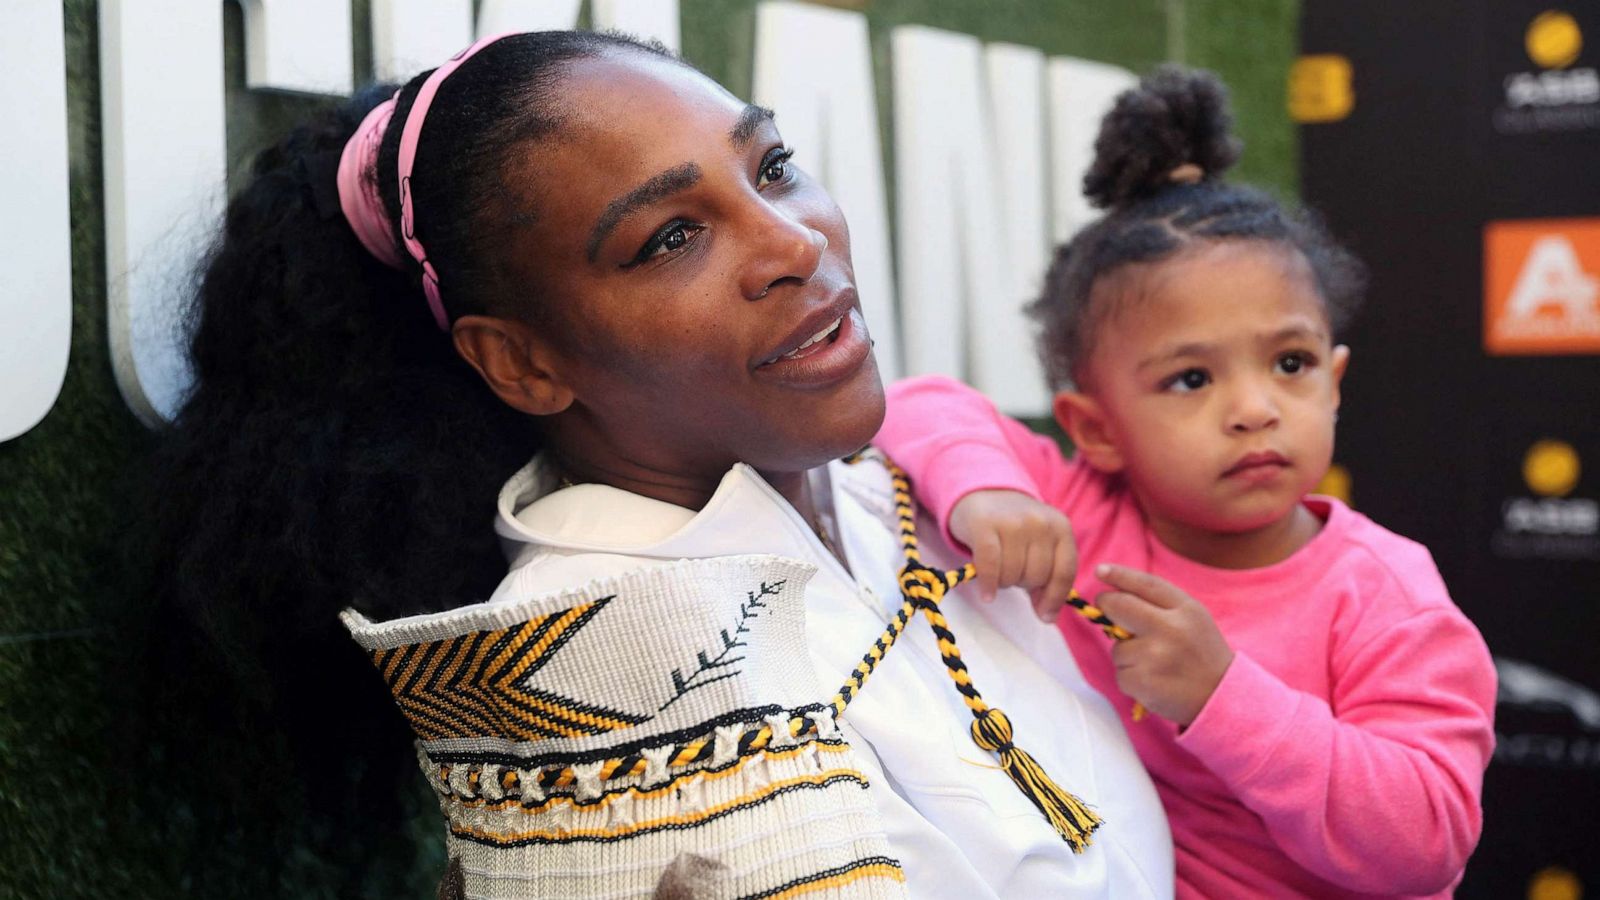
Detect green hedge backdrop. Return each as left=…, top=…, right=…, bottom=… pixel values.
left=0, top=1, right=1297, bottom=896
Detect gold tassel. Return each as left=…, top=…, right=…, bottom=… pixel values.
left=970, top=707, right=1103, bottom=852
left=842, top=450, right=1109, bottom=854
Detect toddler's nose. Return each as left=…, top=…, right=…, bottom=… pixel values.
left=1226, top=384, right=1281, bottom=433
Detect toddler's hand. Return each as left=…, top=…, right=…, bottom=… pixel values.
left=948, top=489, right=1078, bottom=621
left=1094, top=564, right=1234, bottom=727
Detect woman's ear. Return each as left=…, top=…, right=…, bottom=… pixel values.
left=451, top=314, right=575, bottom=416
left=1053, top=390, right=1124, bottom=473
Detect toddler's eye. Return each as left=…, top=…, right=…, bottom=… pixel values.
left=1165, top=368, right=1210, bottom=393
left=1277, top=351, right=1314, bottom=375
left=758, top=148, right=795, bottom=188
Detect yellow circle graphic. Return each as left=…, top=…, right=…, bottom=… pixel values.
left=1528, top=865, right=1581, bottom=900
left=1527, top=11, right=1583, bottom=69
left=1524, top=440, right=1581, bottom=497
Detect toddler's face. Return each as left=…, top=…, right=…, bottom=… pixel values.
left=1071, top=241, right=1349, bottom=541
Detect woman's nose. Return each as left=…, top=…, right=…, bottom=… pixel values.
left=740, top=205, right=827, bottom=300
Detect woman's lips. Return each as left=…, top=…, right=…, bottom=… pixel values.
left=770, top=315, right=843, bottom=362
left=754, top=306, right=871, bottom=388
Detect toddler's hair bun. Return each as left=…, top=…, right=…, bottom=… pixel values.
left=1082, top=64, right=1243, bottom=209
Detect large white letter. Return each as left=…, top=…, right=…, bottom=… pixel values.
left=378, top=1, right=680, bottom=80
left=0, top=2, right=71, bottom=442
left=593, top=0, right=680, bottom=52
left=894, top=26, right=1047, bottom=413
left=101, top=0, right=227, bottom=426
left=476, top=0, right=583, bottom=34
left=372, top=0, right=473, bottom=82
left=1048, top=58, right=1136, bottom=242
left=983, top=42, right=1050, bottom=413
left=240, top=0, right=354, bottom=95
left=753, top=2, right=899, bottom=379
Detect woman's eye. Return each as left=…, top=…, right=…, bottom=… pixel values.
left=628, top=220, right=702, bottom=267
left=758, top=148, right=795, bottom=188
left=1277, top=351, right=1315, bottom=375
left=1165, top=368, right=1210, bottom=392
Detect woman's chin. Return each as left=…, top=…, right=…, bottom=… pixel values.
left=781, top=367, right=886, bottom=472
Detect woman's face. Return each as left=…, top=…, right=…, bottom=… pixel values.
left=495, top=50, right=883, bottom=487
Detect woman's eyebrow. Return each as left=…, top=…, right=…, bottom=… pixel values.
left=586, top=162, right=702, bottom=262
left=729, top=104, right=775, bottom=148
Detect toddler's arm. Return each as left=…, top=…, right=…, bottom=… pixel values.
left=876, top=375, right=1098, bottom=616
left=1175, top=582, right=1495, bottom=893
left=876, top=375, right=1097, bottom=532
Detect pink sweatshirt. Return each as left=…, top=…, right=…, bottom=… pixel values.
left=876, top=375, right=1496, bottom=899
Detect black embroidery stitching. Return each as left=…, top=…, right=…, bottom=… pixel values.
left=738, top=856, right=905, bottom=899
left=424, top=702, right=829, bottom=768
left=446, top=772, right=869, bottom=847
left=659, top=580, right=784, bottom=713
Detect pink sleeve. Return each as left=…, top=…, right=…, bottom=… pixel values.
left=1177, top=609, right=1495, bottom=893
left=874, top=375, right=1089, bottom=547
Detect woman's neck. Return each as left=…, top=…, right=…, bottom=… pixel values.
left=1147, top=502, right=1323, bottom=570
left=548, top=451, right=722, bottom=511
left=761, top=469, right=817, bottom=523
left=547, top=446, right=818, bottom=522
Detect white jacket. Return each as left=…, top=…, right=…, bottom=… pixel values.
left=347, top=454, right=1172, bottom=899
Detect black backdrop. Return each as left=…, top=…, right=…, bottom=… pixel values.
left=1299, top=2, right=1600, bottom=895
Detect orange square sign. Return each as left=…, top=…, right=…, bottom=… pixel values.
left=1484, top=217, right=1600, bottom=356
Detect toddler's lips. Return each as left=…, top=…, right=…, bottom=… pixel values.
left=1223, top=451, right=1290, bottom=479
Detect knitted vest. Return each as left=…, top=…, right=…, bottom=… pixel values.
left=342, top=555, right=906, bottom=899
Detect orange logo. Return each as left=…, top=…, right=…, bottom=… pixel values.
left=1484, top=218, right=1600, bottom=355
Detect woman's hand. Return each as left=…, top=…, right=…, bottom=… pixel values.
left=1094, top=564, right=1235, bottom=726
left=948, top=489, right=1079, bottom=621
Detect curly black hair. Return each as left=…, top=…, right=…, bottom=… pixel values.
left=1032, top=64, right=1366, bottom=389
left=125, top=31, right=680, bottom=890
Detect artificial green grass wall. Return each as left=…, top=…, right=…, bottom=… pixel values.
left=0, top=1, right=1297, bottom=896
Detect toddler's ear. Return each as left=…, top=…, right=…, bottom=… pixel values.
left=1331, top=344, right=1351, bottom=409
left=1053, top=390, right=1124, bottom=473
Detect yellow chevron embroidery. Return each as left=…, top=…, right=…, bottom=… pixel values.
left=368, top=596, right=652, bottom=743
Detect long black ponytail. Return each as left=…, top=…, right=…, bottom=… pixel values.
left=123, top=31, right=676, bottom=895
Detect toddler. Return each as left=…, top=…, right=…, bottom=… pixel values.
left=876, top=66, right=1495, bottom=898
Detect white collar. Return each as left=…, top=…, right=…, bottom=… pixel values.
left=496, top=455, right=852, bottom=564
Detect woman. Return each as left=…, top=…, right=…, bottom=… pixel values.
left=153, top=30, right=1170, bottom=898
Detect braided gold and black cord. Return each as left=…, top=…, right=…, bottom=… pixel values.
left=837, top=451, right=1103, bottom=853
left=1060, top=593, right=1144, bottom=721
left=1064, top=594, right=1133, bottom=641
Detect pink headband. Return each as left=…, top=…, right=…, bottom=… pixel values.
left=336, top=32, right=518, bottom=330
